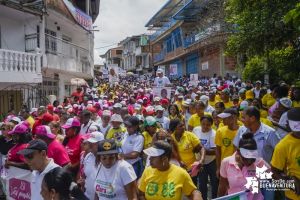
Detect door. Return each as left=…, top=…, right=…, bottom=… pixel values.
left=186, top=53, right=198, bottom=75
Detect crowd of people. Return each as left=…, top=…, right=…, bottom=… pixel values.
left=0, top=70, right=300, bottom=200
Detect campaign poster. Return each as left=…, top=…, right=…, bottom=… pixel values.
left=169, top=64, right=177, bottom=75
left=107, top=64, right=119, bottom=83
left=190, top=74, right=198, bottom=81
left=153, top=87, right=171, bottom=99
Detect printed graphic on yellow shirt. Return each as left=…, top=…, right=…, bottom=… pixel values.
left=183, top=142, right=191, bottom=150
left=146, top=182, right=176, bottom=198
left=222, top=138, right=232, bottom=147
left=146, top=182, right=159, bottom=196
left=296, top=156, right=300, bottom=166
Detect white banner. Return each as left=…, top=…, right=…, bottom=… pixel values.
left=169, top=64, right=177, bottom=75
left=6, top=166, right=32, bottom=200
left=107, top=64, right=119, bottom=83
left=190, top=74, right=198, bottom=81
left=153, top=87, right=171, bottom=99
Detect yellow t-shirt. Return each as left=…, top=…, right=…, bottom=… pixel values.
left=261, top=93, right=276, bottom=108
left=168, top=115, right=184, bottom=121
left=208, top=100, right=219, bottom=108
left=138, top=164, right=196, bottom=199
left=174, top=101, right=185, bottom=112
left=214, top=126, right=238, bottom=161
left=215, top=95, right=221, bottom=102
left=293, top=100, right=300, bottom=108
left=142, top=129, right=159, bottom=150
left=171, top=131, right=200, bottom=170
left=188, top=112, right=212, bottom=128
left=26, top=116, right=35, bottom=128
left=260, top=109, right=269, bottom=119
left=106, top=126, right=127, bottom=146
left=271, top=134, right=300, bottom=200
left=223, top=101, right=235, bottom=109
left=260, top=118, right=274, bottom=128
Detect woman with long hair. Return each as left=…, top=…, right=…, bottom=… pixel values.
left=48, top=121, right=65, bottom=144
left=168, top=104, right=184, bottom=121
left=41, top=167, right=88, bottom=200
left=252, top=98, right=269, bottom=118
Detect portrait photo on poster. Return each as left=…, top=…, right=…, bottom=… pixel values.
left=153, top=87, right=171, bottom=99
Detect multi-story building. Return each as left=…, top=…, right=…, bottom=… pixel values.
left=0, top=0, right=99, bottom=119
left=100, top=46, right=123, bottom=68
left=146, top=0, right=241, bottom=78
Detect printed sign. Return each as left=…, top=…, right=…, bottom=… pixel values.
left=190, top=74, right=198, bottom=81
left=169, top=64, right=177, bottom=75
left=6, top=166, right=32, bottom=200
left=153, top=87, right=171, bottom=99
left=202, top=61, right=209, bottom=70
left=107, top=64, right=119, bottom=83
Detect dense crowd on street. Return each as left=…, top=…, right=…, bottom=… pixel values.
left=0, top=69, right=300, bottom=200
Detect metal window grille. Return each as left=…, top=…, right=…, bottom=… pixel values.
left=172, top=27, right=183, bottom=49
left=165, top=35, right=173, bottom=54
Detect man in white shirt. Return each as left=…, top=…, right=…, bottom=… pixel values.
left=153, top=68, right=171, bottom=87
left=200, top=95, right=214, bottom=113
left=17, top=139, right=60, bottom=200
left=79, top=109, right=100, bottom=135
left=211, top=74, right=217, bottom=85
left=155, top=105, right=170, bottom=132
left=252, top=80, right=262, bottom=98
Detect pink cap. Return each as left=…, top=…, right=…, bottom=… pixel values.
left=22, top=121, right=31, bottom=128
left=6, top=115, right=16, bottom=122
left=36, top=125, right=56, bottom=139
left=94, top=103, right=101, bottom=108
left=54, top=108, right=59, bottom=112
left=8, top=124, right=28, bottom=134
left=82, top=133, right=91, bottom=142
left=61, top=118, right=80, bottom=129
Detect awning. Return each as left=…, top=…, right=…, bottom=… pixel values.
left=145, top=0, right=184, bottom=27
left=172, top=0, right=208, bottom=20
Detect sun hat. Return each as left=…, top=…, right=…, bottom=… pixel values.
left=124, top=116, right=140, bottom=126
left=239, top=148, right=258, bottom=159
left=279, top=98, right=292, bottom=108
left=61, top=118, right=80, bottom=129
left=155, top=105, right=164, bottom=111
left=217, top=108, right=238, bottom=118
left=110, top=114, right=123, bottom=122
left=35, top=125, right=56, bottom=139
left=87, top=131, right=104, bottom=143
left=8, top=124, right=28, bottom=134
left=17, top=139, right=48, bottom=155
left=97, top=139, right=118, bottom=155
left=144, top=116, right=157, bottom=126
left=143, top=147, right=165, bottom=156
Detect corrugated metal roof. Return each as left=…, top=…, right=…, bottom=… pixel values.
left=173, top=0, right=208, bottom=20
left=145, top=0, right=184, bottom=27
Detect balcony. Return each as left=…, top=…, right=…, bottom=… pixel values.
left=153, top=51, right=164, bottom=63
left=0, top=48, right=42, bottom=83
left=25, top=33, right=92, bottom=76
left=151, top=18, right=178, bottom=41
left=135, top=46, right=149, bottom=56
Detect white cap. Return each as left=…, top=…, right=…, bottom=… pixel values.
left=11, top=117, right=21, bottom=124
left=183, top=99, right=192, bottom=105
left=88, top=125, right=99, bottom=133
left=137, top=99, right=143, bottom=103
left=113, top=103, right=122, bottom=108
left=157, top=69, right=163, bottom=73
left=279, top=98, right=292, bottom=108
left=135, top=104, right=142, bottom=110
left=217, top=113, right=231, bottom=118
left=87, top=131, right=104, bottom=143
left=143, top=147, right=165, bottom=156
left=155, top=105, right=164, bottom=111
left=30, top=108, right=38, bottom=114
left=73, top=104, right=78, bottom=108
left=178, top=94, right=183, bottom=98
left=154, top=97, right=161, bottom=102
left=102, top=110, right=111, bottom=117
left=288, top=120, right=300, bottom=132
left=111, top=114, right=123, bottom=122
left=200, top=95, right=209, bottom=104
left=240, top=148, right=258, bottom=159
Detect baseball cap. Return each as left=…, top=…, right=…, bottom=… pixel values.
left=145, top=106, right=155, bottom=114
left=161, top=99, right=169, bottom=104
left=200, top=95, right=209, bottom=104
left=11, top=117, right=21, bottom=124
left=134, top=104, right=142, bottom=110
left=178, top=95, right=183, bottom=99
left=124, top=116, right=140, bottom=126
left=137, top=115, right=144, bottom=121
left=232, top=94, right=239, bottom=100
left=102, top=110, right=111, bottom=117
left=218, top=86, right=225, bottom=90
left=144, top=116, right=157, bottom=126
left=17, top=139, right=48, bottom=155
left=94, top=103, right=101, bottom=108
left=22, top=121, right=31, bottom=128
left=87, top=131, right=104, bottom=143
left=154, top=97, right=161, bottom=102
left=222, top=89, right=230, bottom=95
left=41, top=113, right=53, bottom=122
left=217, top=108, right=238, bottom=118
left=155, top=105, right=164, bottom=111
left=279, top=98, right=292, bottom=108
left=137, top=99, right=143, bottom=103
left=67, top=108, right=74, bottom=113
left=256, top=80, right=262, bottom=84
left=97, top=139, right=118, bottom=155
left=239, top=148, right=258, bottom=159
left=143, top=97, right=148, bottom=100
left=157, top=69, right=163, bottom=73
left=143, top=147, right=165, bottom=157
left=240, top=100, right=249, bottom=110
left=113, top=103, right=122, bottom=108
left=238, top=88, right=247, bottom=94
left=61, top=118, right=80, bottom=129
left=8, top=124, right=28, bottom=134
left=6, top=115, right=16, bottom=122
left=246, top=90, right=254, bottom=100
left=110, top=114, right=123, bottom=122
left=183, top=99, right=192, bottom=106
left=88, top=125, right=100, bottom=133
left=36, top=125, right=56, bottom=139
left=46, top=105, right=54, bottom=111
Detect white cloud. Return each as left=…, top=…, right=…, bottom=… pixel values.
left=93, top=0, right=167, bottom=65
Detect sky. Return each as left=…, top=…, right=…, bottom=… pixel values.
left=93, top=0, right=167, bottom=65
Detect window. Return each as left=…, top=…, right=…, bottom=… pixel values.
left=45, top=29, right=57, bottom=52
left=165, top=35, right=173, bottom=54
left=172, top=27, right=183, bottom=49
left=65, top=84, right=71, bottom=96
left=39, top=79, right=59, bottom=97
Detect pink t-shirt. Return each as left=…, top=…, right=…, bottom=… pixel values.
left=47, top=140, right=71, bottom=166
left=65, top=135, right=82, bottom=165
left=79, top=151, right=85, bottom=179
left=7, top=143, right=26, bottom=162
left=220, top=152, right=270, bottom=200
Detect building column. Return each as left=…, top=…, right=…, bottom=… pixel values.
left=220, top=46, right=225, bottom=77
left=40, top=14, right=46, bottom=68
left=182, top=58, right=186, bottom=76
left=198, top=51, right=202, bottom=76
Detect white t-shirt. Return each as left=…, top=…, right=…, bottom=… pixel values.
left=204, top=104, right=215, bottom=113
left=277, top=112, right=288, bottom=139
left=155, top=116, right=170, bottom=130
left=80, top=120, right=100, bottom=135
left=121, top=131, right=144, bottom=165
left=184, top=112, right=192, bottom=130
left=100, top=124, right=111, bottom=137
left=154, top=76, right=171, bottom=87
left=192, top=127, right=216, bottom=164
left=252, top=88, right=261, bottom=98
left=94, top=160, right=137, bottom=200
left=83, top=153, right=97, bottom=200
left=31, top=159, right=60, bottom=200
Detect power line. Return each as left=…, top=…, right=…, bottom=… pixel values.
left=25, top=13, right=37, bottom=31
left=94, top=44, right=119, bottom=49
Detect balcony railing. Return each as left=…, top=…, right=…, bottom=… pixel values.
left=0, top=48, right=41, bottom=73
left=151, top=18, right=178, bottom=41
left=25, top=33, right=90, bottom=61
left=153, top=51, right=164, bottom=63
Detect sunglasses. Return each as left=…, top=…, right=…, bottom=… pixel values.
left=24, top=151, right=38, bottom=160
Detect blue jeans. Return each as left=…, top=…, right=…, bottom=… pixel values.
left=261, top=181, right=275, bottom=200
left=132, top=159, right=144, bottom=179
left=198, top=159, right=219, bottom=200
